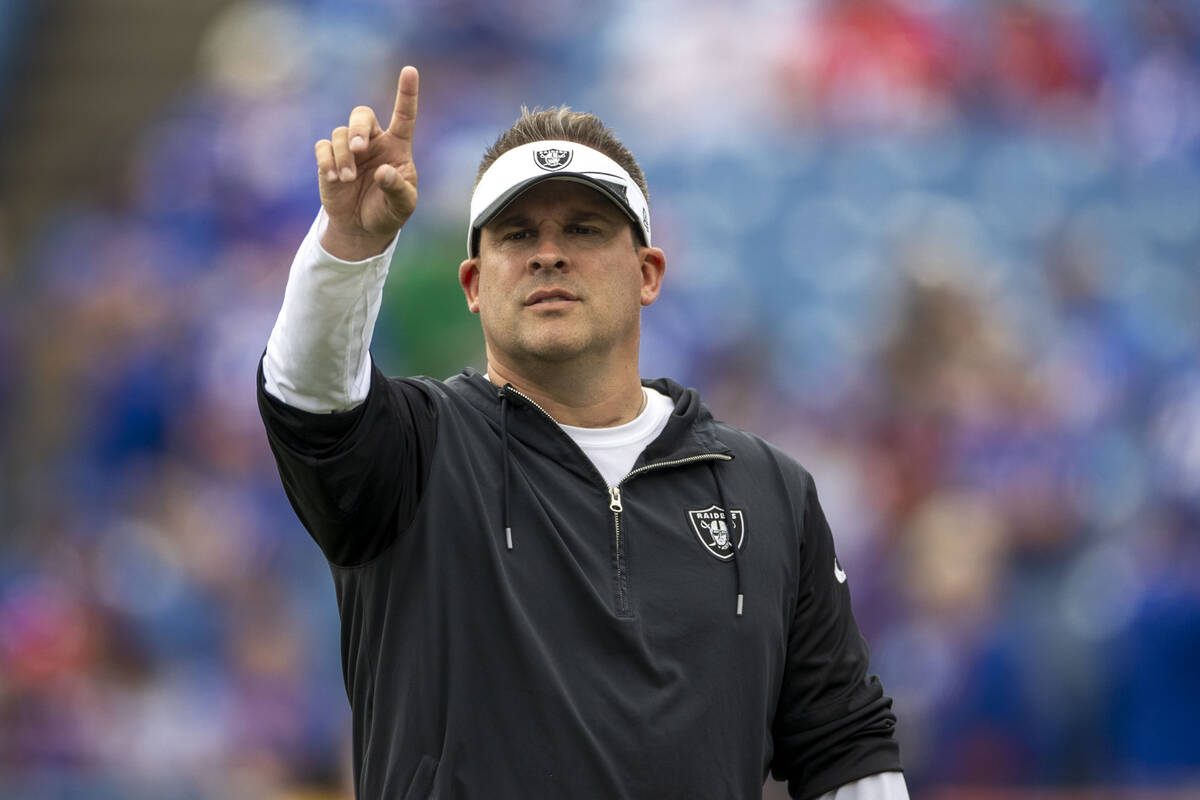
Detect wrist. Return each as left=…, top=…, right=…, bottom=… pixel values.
left=320, top=219, right=397, bottom=262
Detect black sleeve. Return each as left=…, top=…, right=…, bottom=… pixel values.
left=770, top=473, right=902, bottom=799
left=256, top=356, right=438, bottom=567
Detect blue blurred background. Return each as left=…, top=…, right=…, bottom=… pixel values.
left=1, top=0, right=1198, bottom=797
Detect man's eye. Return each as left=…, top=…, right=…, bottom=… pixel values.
left=570, top=226, right=595, bottom=235
left=504, top=230, right=531, bottom=241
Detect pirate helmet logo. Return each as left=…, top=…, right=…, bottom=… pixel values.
left=533, top=148, right=573, bottom=171
left=687, top=506, right=746, bottom=561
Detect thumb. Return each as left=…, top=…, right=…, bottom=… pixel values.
left=375, top=163, right=398, bottom=189
left=370, top=162, right=418, bottom=229
left=375, top=163, right=416, bottom=200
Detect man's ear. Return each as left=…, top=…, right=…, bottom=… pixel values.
left=639, top=247, right=666, bottom=307
left=459, top=257, right=481, bottom=314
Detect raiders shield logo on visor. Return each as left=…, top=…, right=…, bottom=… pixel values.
left=533, top=148, right=573, bottom=171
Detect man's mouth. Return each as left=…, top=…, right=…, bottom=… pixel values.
left=525, top=289, right=579, bottom=306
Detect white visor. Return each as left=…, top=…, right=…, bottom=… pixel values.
left=467, top=139, right=651, bottom=257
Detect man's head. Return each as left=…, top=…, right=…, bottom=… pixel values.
left=466, top=107, right=651, bottom=259
left=458, top=108, right=665, bottom=373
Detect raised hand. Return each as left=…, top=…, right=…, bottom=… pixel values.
left=315, top=66, right=419, bottom=260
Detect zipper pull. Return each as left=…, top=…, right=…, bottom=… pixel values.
left=608, top=486, right=623, bottom=513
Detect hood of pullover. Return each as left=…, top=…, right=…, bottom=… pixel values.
left=448, top=368, right=733, bottom=483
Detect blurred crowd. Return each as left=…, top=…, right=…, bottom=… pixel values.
left=1, top=0, right=1199, bottom=797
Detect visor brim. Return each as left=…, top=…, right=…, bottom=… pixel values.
left=468, top=173, right=646, bottom=258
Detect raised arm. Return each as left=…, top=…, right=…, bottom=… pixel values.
left=258, top=68, right=439, bottom=567
left=263, top=67, right=420, bottom=413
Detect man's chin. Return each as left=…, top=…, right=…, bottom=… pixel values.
left=519, top=340, right=588, bottom=364
left=503, top=327, right=596, bottom=364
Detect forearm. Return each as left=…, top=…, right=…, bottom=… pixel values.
left=813, top=771, right=908, bottom=800
left=263, top=208, right=401, bottom=412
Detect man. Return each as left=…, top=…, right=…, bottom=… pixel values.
left=258, top=66, right=908, bottom=799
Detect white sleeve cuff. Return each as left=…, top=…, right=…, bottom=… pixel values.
left=262, top=208, right=401, bottom=413
left=815, top=771, right=909, bottom=800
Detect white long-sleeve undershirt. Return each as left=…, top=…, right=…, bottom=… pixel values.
left=263, top=207, right=400, bottom=413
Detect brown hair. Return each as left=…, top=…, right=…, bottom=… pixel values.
left=475, top=106, right=649, bottom=201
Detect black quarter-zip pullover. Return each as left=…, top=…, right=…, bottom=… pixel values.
left=258, top=361, right=902, bottom=799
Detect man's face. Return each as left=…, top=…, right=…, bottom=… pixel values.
left=458, top=180, right=665, bottom=367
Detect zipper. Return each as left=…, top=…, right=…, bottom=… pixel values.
left=503, top=383, right=557, bottom=424
left=609, top=485, right=628, bottom=614
left=501, top=384, right=733, bottom=616
left=619, top=453, right=733, bottom=484
left=609, top=486, right=623, bottom=512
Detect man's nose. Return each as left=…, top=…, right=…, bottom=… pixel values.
left=528, top=226, right=568, bottom=271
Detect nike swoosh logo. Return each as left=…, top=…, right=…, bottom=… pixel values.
left=834, top=558, right=847, bottom=584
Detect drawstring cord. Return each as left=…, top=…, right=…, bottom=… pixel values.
left=710, top=462, right=743, bottom=617
left=499, top=388, right=513, bottom=550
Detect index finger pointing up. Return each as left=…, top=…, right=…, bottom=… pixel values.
left=387, top=66, right=419, bottom=143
